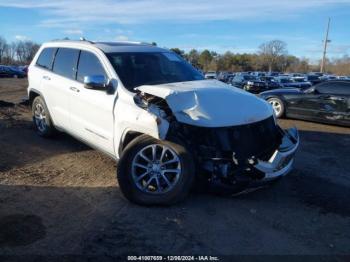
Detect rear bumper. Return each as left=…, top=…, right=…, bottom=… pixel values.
left=254, top=127, right=299, bottom=180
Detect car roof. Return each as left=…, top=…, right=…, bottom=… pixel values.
left=43, top=40, right=168, bottom=53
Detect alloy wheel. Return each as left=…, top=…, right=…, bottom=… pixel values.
left=268, top=99, right=282, bottom=116
left=131, top=144, right=181, bottom=194
left=34, top=103, right=47, bottom=132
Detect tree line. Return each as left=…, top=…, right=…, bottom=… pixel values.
left=0, top=36, right=349, bottom=75
left=171, top=40, right=350, bottom=75
left=0, top=36, right=40, bottom=65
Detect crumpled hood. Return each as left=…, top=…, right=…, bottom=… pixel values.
left=136, top=80, right=273, bottom=127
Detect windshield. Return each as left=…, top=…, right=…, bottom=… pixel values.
left=107, top=52, right=204, bottom=91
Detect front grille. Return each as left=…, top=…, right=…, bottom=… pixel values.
left=212, top=116, right=282, bottom=161
left=179, top=116, right=282, bottom=163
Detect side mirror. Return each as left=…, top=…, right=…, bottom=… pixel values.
left=84, top=75, right=107, bottom=90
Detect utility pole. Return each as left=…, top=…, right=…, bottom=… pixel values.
left=320, top=18, right=331, bottom=73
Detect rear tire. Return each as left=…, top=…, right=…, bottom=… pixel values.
left=32, top=96, right=56, bottom=137
left=117, top=135, right=195, bottom=206
left=267, top=97, right=285, bottom=118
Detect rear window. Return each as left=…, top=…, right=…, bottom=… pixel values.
left=52, top=48, right=80, bottom=79
left=36, top=48, right=57, bottom=70
left=317, top=82, right=350, bottom=95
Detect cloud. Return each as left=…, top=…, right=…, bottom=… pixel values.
left=0, top=0, right=349, bottom=28
left=14, top=35, right=30, bottom=41
left=328, top=44, right=350, bottom=54
left=63, top=29, right=83, bottom=35
left=115, top=35, right=129, bottom=41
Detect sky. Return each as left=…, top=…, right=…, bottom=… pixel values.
left=0, top=0, right=350, bottom=61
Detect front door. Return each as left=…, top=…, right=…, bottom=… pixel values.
left=68, top=50, right=116, bottom=156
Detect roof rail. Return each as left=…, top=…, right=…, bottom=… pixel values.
left=49, top=38, right=94, bottom=44
left=79, top=37, right=95, bottom=44
left=113, top=41, right=152, bottom=46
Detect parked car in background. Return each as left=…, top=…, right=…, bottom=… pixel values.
left=290, top=73, right=304, bottom=78
left=292, top=76, right=307, bottom=82
left=268, top=72, right=280, bottom=77
left=306, top=74, right=324, bottom=85
left=0, top=65, right=26, bottom=78
left=337, top=76, right=350, bottom=80
left=260, top=76, right=282, bottom=90
left=18, top=65, right=29, bottom=75
left=259, top=81, right=350, bottom=126
left=275, top=76, right=312, bottom=90
left=251, top=71, right=266, bottom=77
left=204, top=71, right=217, bottom=79
left=217, top=71, right=234, bottom=83
left=230, top=74, right=268, bottom=93
left=320, top=75, right=337, bottom=81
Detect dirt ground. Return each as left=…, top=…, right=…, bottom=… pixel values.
left=0, top=78, right=350, bottom=259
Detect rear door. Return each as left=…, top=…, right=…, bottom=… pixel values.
left=277, top=87, right=314, bottom=120
left=317, top=82, right=350, bottom=125
left=43, top=48, right=80, bottom=130
left=287, top=83, right=335, bottom=121
left=68, top=50, right=116, bottom=156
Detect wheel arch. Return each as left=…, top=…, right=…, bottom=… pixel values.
left=29, top=89, right=57, bottom=126
left=118, top=130, right=145, bottom=157
left=28, top=89, right=42, bottom=107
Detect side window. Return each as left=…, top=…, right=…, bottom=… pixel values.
left=36, top=48, right=57, bottom=70
left=316, top=82, right=337, bottom=94
left=77, top=51, right=107, bottom=83
left=316, top=82, right=350, bottom=95
left=329, top=82, right=350, bottom=95
left=52, top=48, right=80, bottom=79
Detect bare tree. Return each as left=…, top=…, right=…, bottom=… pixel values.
left=0, top=36, right=7, bottom=64
left=259, top=40, right=287, bottom=72
left=15, top=41, right=40, bottom=64
left=4, top=42, right=17, bottom=64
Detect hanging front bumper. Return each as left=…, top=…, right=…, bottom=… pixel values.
left=254, top=127, right=299, bottom=181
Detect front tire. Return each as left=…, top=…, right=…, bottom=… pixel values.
left=32, top=96, right=56, bottom=137
left=117, top=135, right=195, bottom=206
left=267, top=97, right=285, bottom=118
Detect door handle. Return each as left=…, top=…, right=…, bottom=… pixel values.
left=70, top=86, right=80, bottom=93
left=43, top=75, right=51, bottom=80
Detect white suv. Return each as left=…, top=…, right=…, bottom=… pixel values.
left=28, top=40, right=299, bottom=205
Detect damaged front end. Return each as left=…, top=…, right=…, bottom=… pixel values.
left=167, top=116, right=299, bottom=190
left=134, top=83, right=299, bottom=191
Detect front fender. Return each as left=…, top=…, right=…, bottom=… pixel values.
left=114, top=99, right=169, bottom=159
